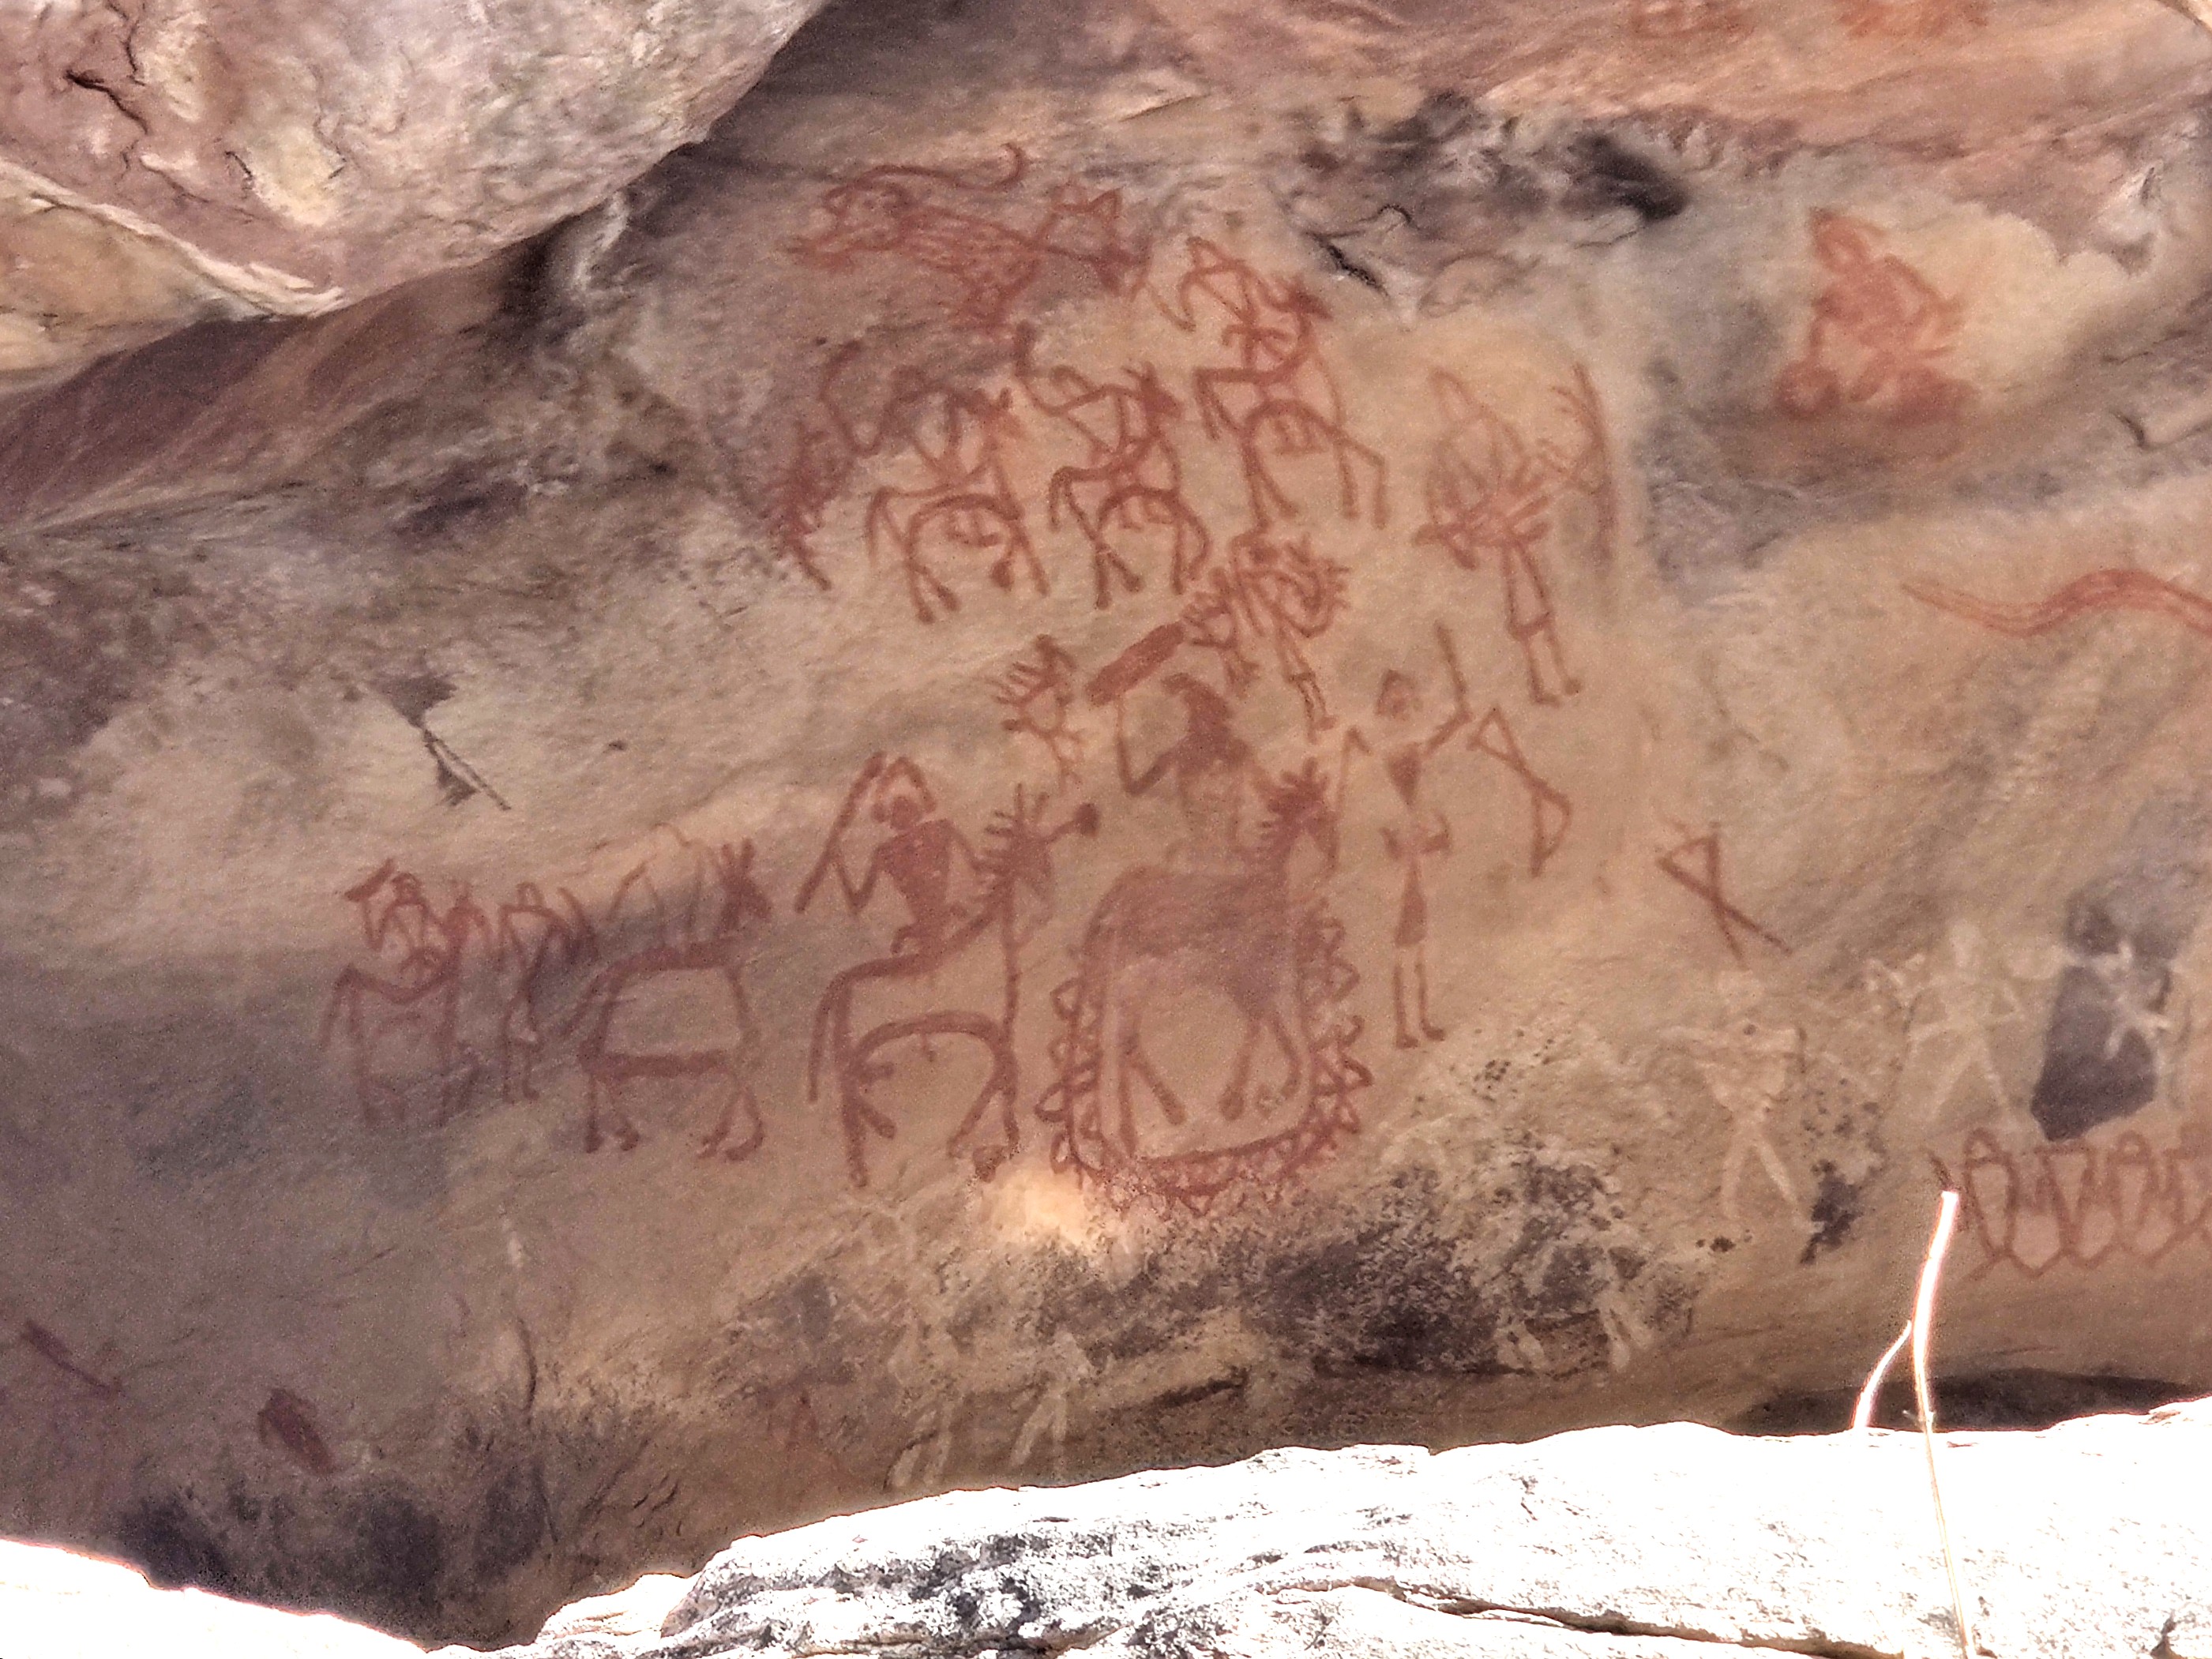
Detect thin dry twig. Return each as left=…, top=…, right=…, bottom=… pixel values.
left=1853, top=1320, right=1913, bottom=1431
left=1858, top=1194, right=1976, bottom=1656
left=1912, top=1189, right=1975, bottom=1659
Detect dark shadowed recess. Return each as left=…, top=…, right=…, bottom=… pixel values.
left=1733, top=1371, right=2198, bottom=1436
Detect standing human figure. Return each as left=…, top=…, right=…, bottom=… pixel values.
left=495, top=881, right=595, bottom=1103
left=1666, top=974, right=1804, bottom=1237
left=797, top=756, right=982, bottom=959
left=1343, top=625, right=1475, bottom=1048
left=1112, top=672, right=1269, bottom=871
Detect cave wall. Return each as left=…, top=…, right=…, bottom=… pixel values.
left=5, top=0, right=2212, bottom=1643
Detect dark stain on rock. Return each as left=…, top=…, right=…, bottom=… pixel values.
left=139, top=1080, right=263, bottom=1185
left=2031, top=799, right=2212, bottom=1141
left=1250, top=1188, right=1504, bottom=1378
left=1566, top=132, right=1688, bottom=223
left=471, top=1461, right=551, bottom=1581
left=113, top=1495, right=239, bottom=1596
left=1799, top=1161, right=1861, bottom=1265
left=1736, top=1369, right=2197, bottom=1435
left=329, top=1488, right=445, bottom=1623
left=1151, top=1369, right=1250, bottom=1410
left=0, top=561, right=167, bottom=825
left=393, top=475, right=531, bottom=545
left=372, top=668, right=456, bottom=726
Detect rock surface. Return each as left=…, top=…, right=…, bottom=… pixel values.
left=0, top=0, right=824, bottom=386
left=5, top=0, right=2212, bottom=1645
left=0, top=1537, right=418, bottom=1659
left=461, top=1402, right=2212, bottom=1659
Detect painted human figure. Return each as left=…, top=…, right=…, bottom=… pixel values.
left=1883, top=919, right=2029, bottom=1120
left=1419, top=371, right=1581, bottom=708
left=1162, top=237, right=1388, bottom=531
left=1180, top=530, right=1347, bottom=740
left=494, top=881, right=595, bottom=1103
left=798, top=756, right=982, bottom=958
left=1012, top=325, right=1210, bottom=608
left=1008, top=1331, right=1095, bottom=1476
left=1774, top=210, right=1970, bottom=427
left=321, top=861, right=491, bottom=1127
left=1112, top=672, right=1269, bottom=871
left=991, top=635, right=1085, bottom=790
left=1343, top=627, right=1475, bottom=1048
left=863, top=386, right=1042, bottom=624
left=1666, top=974, right=1805, bottom=1237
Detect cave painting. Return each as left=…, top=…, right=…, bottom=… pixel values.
left=791, top=146, right=1144, bottom=333
left=1934, top=1127, right=2212, bottom=1275
left=1160, top=236, right=1388, bottom=532
left=257, top=1389, right=337, bottom=1477
left=317, top=193, right=1661, bottom=1215
left=20, top=1320, right=120, bottom=1401
left=496, top=881, right=596, bottom=1105
left=1665, top=976, right=1805, bottom=1237
left=1882, top=919, right=2033, bottom=1121
left=1469, top=706, right=1573, bottom=878
left=1038, top=653, right=1369, bottom=1211
left=1774, top=210, right=1971, bottom=430
left=1657, top=826, right=1788, bottom=961
left=325, top=831, right=776, bottom=1158
left=1013, top=324, right=1211, bottom=610
left=799, top=756, right=1098, bottom=1188
left=1342, top=626, right=1478, bottom=1049
left=321, top=861, right=490, bottom=1128
left=992, top=635, right=1087, bottom=790
left=565, top=830, right=772, bottom=1158
left=1419, top=370, right=1585, bottom=707
left=862, top=384, right=1042, bottom=625
left=1905, top=567, right=2212, bottom=643
left=1179, top=528, right=1350, bottom=739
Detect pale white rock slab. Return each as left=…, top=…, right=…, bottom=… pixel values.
left=0, top=1539, right=420, bottom=1659
left=472, top=1408, right=2212, bottom=1659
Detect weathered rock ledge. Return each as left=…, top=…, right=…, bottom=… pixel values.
left=457, top=1400, right=2212, bottom=1659
left=28, top=1404, right=2209, bottom=1659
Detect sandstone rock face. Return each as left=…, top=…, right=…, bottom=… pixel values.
left=0, top=0, right=824, bottom=387
left=469, top=1404, right=2212, bottom=1659
left=5, top=0, right=2212, bottom=1644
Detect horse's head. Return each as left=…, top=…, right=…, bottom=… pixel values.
left=1039, top=184, right=1144, bottom=292
left=794, top=178, right=916, bottom=262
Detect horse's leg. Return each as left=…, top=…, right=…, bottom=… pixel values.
left=1125, top=1037, right=1190, bottom=1129
left=1334, top=428, right=1388, bottom=527
left=1236, top=412, right=1298, bottom=527
left=584, top=1072, right=605, bottom=1153
left=1167, top=496, right=1209, bottom=593
left=1416, top=950, right=1445, bottom=1042
left=1007, top=512, right=1050, bottom=599
left=702, top=1057, right=766, bottom=1162
left=1089, top=481, right=1158, bottom=605
left=903, top=520, right=958, bottom=623
left=1392, top=959, right=1418, bottom=1049
left=1220, top=1016, right=1266, bottom=1120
